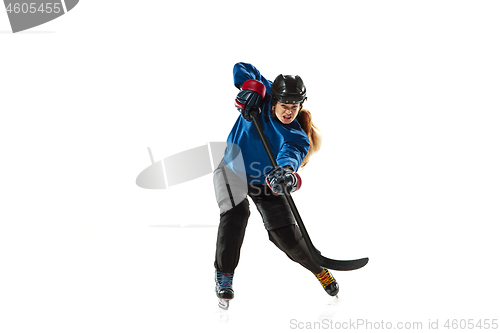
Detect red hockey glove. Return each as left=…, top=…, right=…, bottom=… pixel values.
left=235, top=80, right=266, bottom=121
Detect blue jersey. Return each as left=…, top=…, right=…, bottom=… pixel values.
left=224, top=62, right=310, bottom=185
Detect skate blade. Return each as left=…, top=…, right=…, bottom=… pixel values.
left=218, top=298, right=230, bottom=310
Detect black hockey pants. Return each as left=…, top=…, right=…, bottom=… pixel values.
left=213, top=161, right=322, bottom=275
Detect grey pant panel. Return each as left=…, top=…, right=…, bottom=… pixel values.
left=213, top=160, right=248, bottom=215
left=213, top=160, right=296, bottom=230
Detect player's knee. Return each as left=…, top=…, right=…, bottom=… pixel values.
left=268, top=225, right=301, bottom=253
left=220, top=198, right=250, bottom=224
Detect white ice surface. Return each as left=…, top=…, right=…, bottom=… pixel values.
left=1, top=1, right=499, bottom=332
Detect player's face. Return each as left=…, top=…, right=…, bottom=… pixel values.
left=274, top=103, right=301, bottom=124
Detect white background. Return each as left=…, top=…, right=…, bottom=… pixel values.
left=1, top=1, right=499, bottom=332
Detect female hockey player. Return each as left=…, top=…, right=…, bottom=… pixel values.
left=213, top=62, right=338, bottom=307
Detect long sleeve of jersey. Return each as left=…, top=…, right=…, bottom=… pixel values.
left=233, top=62, right=272, bottom=92
left=277, top=137, right=310, bottom=171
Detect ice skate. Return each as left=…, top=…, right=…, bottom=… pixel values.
left=315, top=268, right=339, bottom=297
left=215, top=271, right=234, bottom=310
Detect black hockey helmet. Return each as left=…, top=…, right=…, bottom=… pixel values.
left=271, top=74, right=307, bottom=105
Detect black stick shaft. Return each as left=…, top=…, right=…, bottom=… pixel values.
left=251, top=113, right=278, bottom=169
left=250, top=111, right=318, bottom=257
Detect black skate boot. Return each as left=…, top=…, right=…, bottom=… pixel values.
left=315, top=268, right=339, bottom=297
left=215, top=271, right=234, bottom=309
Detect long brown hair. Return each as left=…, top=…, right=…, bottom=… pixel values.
left=296, top=108, right=322, bottom=168
left=271, top=106, right=322, bottom=168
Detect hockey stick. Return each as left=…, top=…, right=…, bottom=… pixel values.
left=250, top=111, right=369, bottom=271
